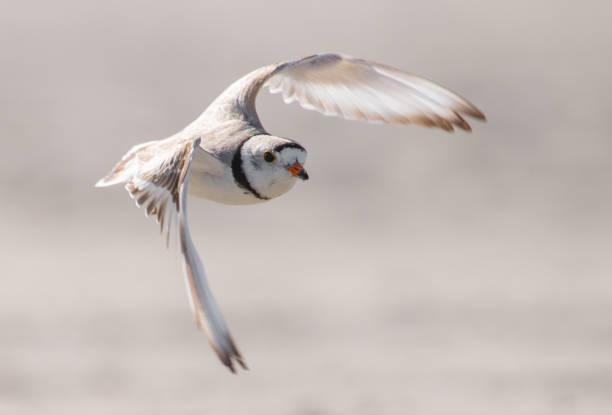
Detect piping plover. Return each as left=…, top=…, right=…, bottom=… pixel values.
left=96, top=53, right=485, bottom=372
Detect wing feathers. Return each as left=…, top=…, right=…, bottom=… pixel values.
left=177, top=139, right=246, bottom=372
left=264, top=53, right=485, bottom=132
left=97, top=52, right=486, bottom=373
left=119, top=138, right=245, bottom=372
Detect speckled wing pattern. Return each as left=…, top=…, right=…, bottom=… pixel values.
left=264, top=53, right=485, bottom=131
left=121, top=138, right=246, bottom=372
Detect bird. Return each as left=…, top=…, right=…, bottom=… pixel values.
left=96, top=53, right=485, bottom=372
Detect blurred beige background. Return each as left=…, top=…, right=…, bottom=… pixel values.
left=1, top=1, right=611, bottom=414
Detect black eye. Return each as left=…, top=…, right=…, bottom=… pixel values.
left=263, top=151, right=276, bottom=163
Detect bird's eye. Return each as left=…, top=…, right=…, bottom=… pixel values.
left=263, top=151, right=276, bottom=163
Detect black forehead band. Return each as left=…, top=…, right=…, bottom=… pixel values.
left=273, top=142, right=305, bottom=153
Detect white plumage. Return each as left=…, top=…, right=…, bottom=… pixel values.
left=96, top=53, right=485, bottom=372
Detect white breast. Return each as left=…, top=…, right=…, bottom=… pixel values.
left=187, top=165, right=265, bottom=205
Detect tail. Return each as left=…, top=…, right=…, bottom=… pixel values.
left=95, top=140, right=158, bottom=188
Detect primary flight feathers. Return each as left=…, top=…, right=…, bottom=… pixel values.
left=265, top=54, right=484, bottom=131
left=96, top=53, right=485, bottom=372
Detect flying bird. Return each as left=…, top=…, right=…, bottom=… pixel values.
left=96, top=53, right=485, bottom=372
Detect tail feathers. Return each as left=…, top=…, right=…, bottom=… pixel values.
left=95, top=140, right=158, bottom=188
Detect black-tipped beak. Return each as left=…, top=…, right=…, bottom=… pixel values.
left=287, top=162, right=309, bottom=180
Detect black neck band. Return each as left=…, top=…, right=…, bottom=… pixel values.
left=231, top=139, right=268, bottom=200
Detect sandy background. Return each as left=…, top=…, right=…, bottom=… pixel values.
left=1, top=1, right=611, bottom=414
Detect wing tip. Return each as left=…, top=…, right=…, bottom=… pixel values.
left=229, top=354, right=249, bottom=373
left=94, top=178, right=108, bottom=188
left=95, top=175, right=121, bottom=188
left=452, top=113, right=472, bottom=132
left=464, top=106, right=487, bottom=122
left=211, top=338, right=249, bottom=374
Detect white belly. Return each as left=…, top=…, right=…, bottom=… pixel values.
left=187, top=168, right=265, bottom=205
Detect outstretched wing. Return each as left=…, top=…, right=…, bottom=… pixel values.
left=123, top=138, right=246, bottom=372
left=263, top=53, right=485, bottom=132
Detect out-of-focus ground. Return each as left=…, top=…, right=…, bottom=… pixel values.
left=1, top=1, right=611, bottom=414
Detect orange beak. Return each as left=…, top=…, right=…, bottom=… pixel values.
left=287, top=162, right=309, bottom=180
